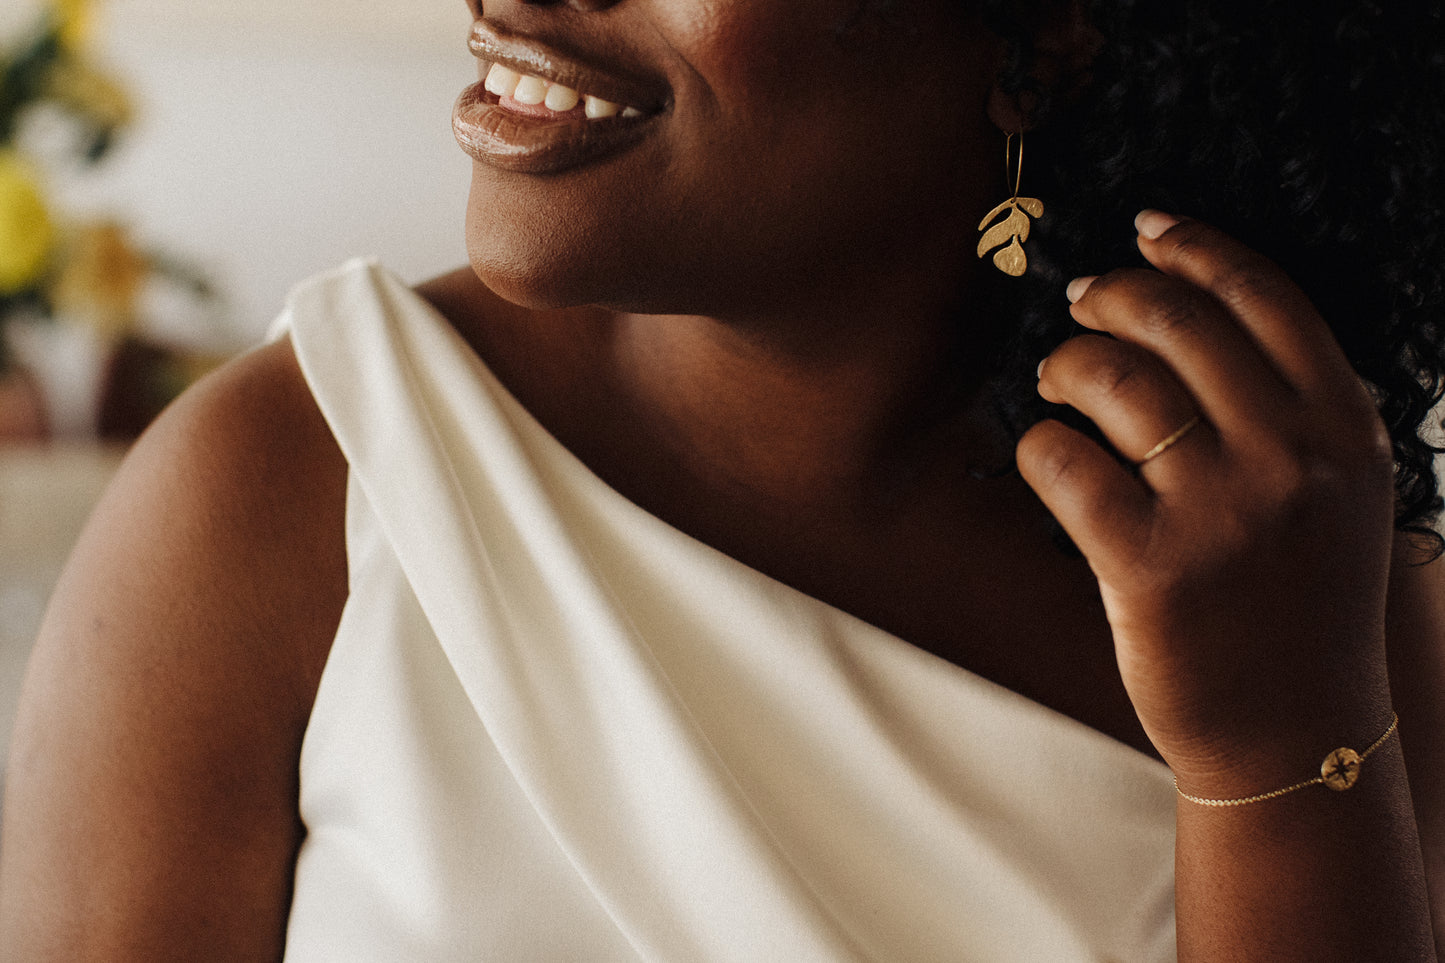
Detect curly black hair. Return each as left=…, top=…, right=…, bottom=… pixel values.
left=972, top=0, right=1445, bottom=556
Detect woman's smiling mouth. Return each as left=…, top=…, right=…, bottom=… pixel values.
left=452, top=19, right=668, bottom=175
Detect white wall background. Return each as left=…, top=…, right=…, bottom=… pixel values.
left=8, top=0, right=475, bottom=346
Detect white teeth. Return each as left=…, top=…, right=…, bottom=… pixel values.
left=584, top=95, right=620, bottom=119
left=512, top=75, right=548, bottom=106
left=484, top=64, right=521, bottom=98
left=487, top=63, right=642, bottom=120
left=544, top=83, right=580, bottom=112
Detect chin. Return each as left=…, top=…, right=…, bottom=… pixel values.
left=463, top=172, right=644, bottom=312
left=463, top=249, right=568, bottom=311
left=463, top=235, right=650, bottom=313
left=464, top=210, right=589, bottom=311
left=462, top=197, right=693, bottom=316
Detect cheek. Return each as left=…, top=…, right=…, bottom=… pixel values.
left=664, top=0, right=992, bottom=192
left=653, top=0, right=839, bottom=115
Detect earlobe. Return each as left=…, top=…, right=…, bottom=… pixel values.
left=984, top=0, right=1103, bottom=134
left=985, top=87, right=1036, bottom=135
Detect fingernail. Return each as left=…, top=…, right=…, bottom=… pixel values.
left=1065, top=276, right=1096, bottom=303
left=1135, top=209, right=1179, bottom=240
left=1036, top=357, right=1048, bottom=379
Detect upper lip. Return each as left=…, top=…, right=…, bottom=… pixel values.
left=467, top=19, right=671, bottom=115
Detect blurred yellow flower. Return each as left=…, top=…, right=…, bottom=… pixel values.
left=53, top=0, right=92, bottom=49
left=51, top=220, right=148, bottom=336
left=46, top=58, right=133, bottom=130
left=0, top=152, right=54, bottom=295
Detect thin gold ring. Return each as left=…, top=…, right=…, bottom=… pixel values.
left=1139, top=414, right=1202, bottom=464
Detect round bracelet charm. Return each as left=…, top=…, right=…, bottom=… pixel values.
left=1321, top=747, right=1363, bottom=791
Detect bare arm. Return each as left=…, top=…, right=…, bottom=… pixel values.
left=1019, top=213, right=1437, bottom=959
left=0, top=339, right=348, bottom=961
left=1388, top=539, right=1445, bottom=955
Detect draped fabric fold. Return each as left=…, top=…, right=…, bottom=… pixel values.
left=277, top=259, right=1177, bottom=962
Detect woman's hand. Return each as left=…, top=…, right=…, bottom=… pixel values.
left=1017, top=211, right=1398, bottom=796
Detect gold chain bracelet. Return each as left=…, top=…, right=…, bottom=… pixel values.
left=1174, top=714, right=1399, bottom=808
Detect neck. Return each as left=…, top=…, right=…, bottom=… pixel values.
left=598, top=279, right=1000, bottom=518
left=427, top=242, right=1009, bottom=526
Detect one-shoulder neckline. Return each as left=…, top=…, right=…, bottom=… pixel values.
left=298, top=258, right=1173, bottom=780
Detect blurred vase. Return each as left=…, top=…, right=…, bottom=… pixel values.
left=0, top=367, right=47, bottom=441
left=2, top=317, right=109, bottom=440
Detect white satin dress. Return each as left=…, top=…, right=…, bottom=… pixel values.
left=274, top=260, right=1178, bottom=962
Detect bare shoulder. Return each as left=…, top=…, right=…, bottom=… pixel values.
left=0, top=337, right=348, bottom=961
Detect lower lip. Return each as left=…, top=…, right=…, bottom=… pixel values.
left=452, top=82, right=657, bottom=175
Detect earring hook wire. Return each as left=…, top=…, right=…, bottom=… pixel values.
left=1005, top=131, right=1023, bottom=200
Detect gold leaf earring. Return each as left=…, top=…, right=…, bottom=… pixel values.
left=977, top=131, right=1044, bottom=277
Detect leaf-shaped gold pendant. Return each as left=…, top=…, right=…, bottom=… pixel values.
left=977, top=196, right=1044, bottom=277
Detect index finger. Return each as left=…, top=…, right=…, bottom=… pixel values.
left=1134, top=211, right=1364, bottom=400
